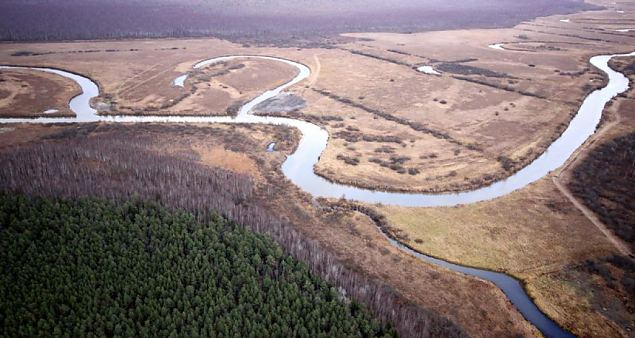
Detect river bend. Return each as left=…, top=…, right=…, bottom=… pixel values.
left=1, top=51, right=633, bottom=338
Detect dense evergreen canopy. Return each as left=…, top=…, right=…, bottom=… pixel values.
left=0, top=194, right=397, bottom=337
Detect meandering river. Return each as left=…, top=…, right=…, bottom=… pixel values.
left=1, top=50, right=633, bottom=338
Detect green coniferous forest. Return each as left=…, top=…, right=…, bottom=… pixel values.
left=0, top=193, right=397, bottom=337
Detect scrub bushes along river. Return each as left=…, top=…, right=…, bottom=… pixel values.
left=0, top=193, right=397, bottom=337
left=0, top=126, right=466, bottom=338
left=568, top=132, right=635, bottom=252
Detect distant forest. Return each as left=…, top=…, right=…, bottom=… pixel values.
left=0, top=194, right=398, bottom=337
left=0, top=0, right=597, bottom=45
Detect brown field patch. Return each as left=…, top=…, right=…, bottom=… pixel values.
left=377, top=178, right=616, bottom=275
left=0, top=69, right=79, bottom=117
left=375, top=177, right=628, bottom=337
left=193, top=146, right=258, bottom=176
left=111, top=58, right=299, bottom=116
left=0, top=124, right=63, bottom=148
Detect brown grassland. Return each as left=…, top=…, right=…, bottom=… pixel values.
left=371, top=4, right=635, bottom=335
left=0, top=69, right=79, bottom=117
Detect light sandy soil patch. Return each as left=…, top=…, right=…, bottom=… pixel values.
left=0, top=69, right=79, bottom=117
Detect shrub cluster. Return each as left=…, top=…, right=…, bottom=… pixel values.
left=569, top=132, right=635, bottom=251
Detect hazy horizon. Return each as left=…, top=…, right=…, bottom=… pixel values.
left=0, top=0, right=597, bottom=45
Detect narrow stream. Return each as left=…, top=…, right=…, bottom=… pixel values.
left=1, top=50, right=633, bottom=338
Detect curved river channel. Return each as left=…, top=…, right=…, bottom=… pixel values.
left=1, top=50, right=633, bottom=337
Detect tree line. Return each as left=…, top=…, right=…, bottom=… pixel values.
left=0, top=126, right=467, bottom=338
left=569, top=132, right=635, bottom=252
left=0, top=193, right=397, bottom=337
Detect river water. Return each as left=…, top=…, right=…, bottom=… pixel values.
left=2, top=51, right=633, bottom=337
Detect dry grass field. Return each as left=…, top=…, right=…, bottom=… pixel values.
left=367, top=3, right=635, bottom=335
left=0, top=4, right=631, bottom=196
left=376, top=178, right=626, bottom=336
left=0, top=124, right=66, bottom=147
left=297, top=7, right=633, bottom=193
left=0, top=69, right=79, bottom=117
left=1, top=0, right=634, bottom=337
left=0, top=40, right=303, bottom=117
left=111, top=58, right=298, bottom=116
